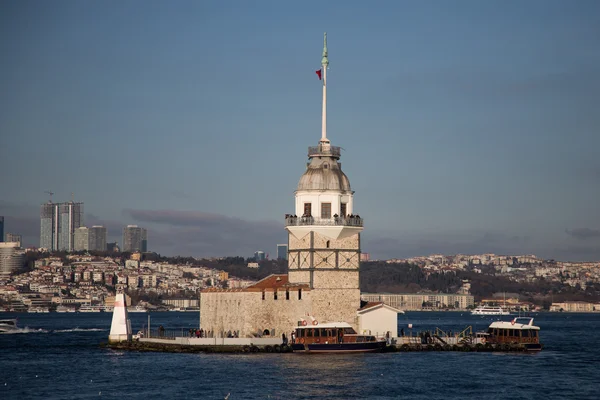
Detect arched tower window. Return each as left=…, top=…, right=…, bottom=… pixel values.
left=326, top=240, right=330, bottom=248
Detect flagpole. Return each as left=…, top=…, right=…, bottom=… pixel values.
left=321, top=32, right=329, bottom=144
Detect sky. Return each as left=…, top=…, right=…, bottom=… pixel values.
left=1, top=0, right=600, bottom=261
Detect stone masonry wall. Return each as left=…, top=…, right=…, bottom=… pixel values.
left=310, top=288, right=361, bottom=329
left=200, top=289, right=313, bottom=338
left=312, top=270, right=359, bottom=289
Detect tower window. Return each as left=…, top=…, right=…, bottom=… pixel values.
left=341, top=203, right=347, bottom=216
left=303, top=203, right=312, bottom=216
left=298, top=288, right=302, bottom=300
left=286, top=290, right=290, bottom=300
left=326, top=240, right=330, bottom=248
left=274, top=291, right=278, bottom=300
left=262, top=291, right=265, bottom=300
left=321, top=203, right=331, bottom=219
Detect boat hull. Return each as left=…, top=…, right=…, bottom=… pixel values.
left=292, top=341, right=386, bottom=353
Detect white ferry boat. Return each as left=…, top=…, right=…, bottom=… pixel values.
left=28, top=307, right=50, bottom=313
left=56, top=305, right=77, bottom=313
left=79, top=304, right=103, bottom=313
left=127, top=305, right=148, bottom=313
left=471, top=306, right=510, bottom=316
left=0, top=319, right=19, bottom=333
left=482, top=317, right=542, bottom=351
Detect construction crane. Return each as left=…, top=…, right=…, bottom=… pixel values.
left=44, top=191, right=54, bottom=203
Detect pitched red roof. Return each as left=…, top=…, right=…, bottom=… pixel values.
left=247, top=274, right=289, bottom=290
left=200, top=274, right=309, bottom=293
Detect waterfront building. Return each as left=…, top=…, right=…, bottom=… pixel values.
left=89, top=226, right=107, bottom=252
left=74, top=227, right=89, bottom=251
left=200, top=34, right=395, bottom=337
left=40, top=201, right=84, bottom=251
left=276, top=244, right=288, bottom=260
left=5, top=233, right=21, bottom=247
left=122, top=225, right=147, bottom=252
left=0, top=242, right=25, bottom=279
left=549, top=301, right=600, bottom=312
left=361, top=293, right=475, bottom=311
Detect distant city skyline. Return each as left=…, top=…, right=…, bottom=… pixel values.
left=2, top=1, right=600, bottom=261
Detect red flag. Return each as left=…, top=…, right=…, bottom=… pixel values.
left=315, top=69, right=322, bottom=80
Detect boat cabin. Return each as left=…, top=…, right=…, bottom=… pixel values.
left=485, top=317, right=540, bottom=346
left=294, top=322, right=376, bottom=345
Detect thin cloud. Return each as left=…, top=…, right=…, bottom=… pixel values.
left=123, top=208, right=286, bottom=258
left=565, top=228, right=600, bottom=240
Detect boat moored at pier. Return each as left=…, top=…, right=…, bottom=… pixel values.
left=481, top=317, right=542, bottom=351
left=291, top=322, right=386, bottom=353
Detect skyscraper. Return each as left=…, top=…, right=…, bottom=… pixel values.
left=277, top=244, right=288, bottom=260
left=0, top=242, right=24, bottom=279
left=122, top=225, right=147, bottom=252
left=74, top=227, right=89, bottom=251
left=40, top=202, right=84, bottom=251
left=89, top=226, right=107, bottom=252
left=5, top=233, right=22, bottom=247
left=254, top=251, right=265, bottom=261
left=0, top=216, right=4, bottom=243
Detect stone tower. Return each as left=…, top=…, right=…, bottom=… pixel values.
left=285, top=33, right=363, bottom=328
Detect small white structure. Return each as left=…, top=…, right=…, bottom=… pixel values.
left=357, top=302, right=404, bottom=338
left=108, top=293, right=131, bottom=343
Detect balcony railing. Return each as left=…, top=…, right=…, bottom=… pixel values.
left=284, top=215, right=363, bottom=227
left=308, top=144, right=341, bottom=158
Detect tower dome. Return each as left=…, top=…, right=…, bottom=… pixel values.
left=297, top=147, right=352, bottom=193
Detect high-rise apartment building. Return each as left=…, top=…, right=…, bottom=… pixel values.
left=0, top=216, right=4, bottom=243
left=5, top=233, right=22, bottom=247
left=254, top=251, right=265, bottom=261
left=0, top=242, right=24, bottom=279
left=74, top=227, right=89, bottom=251
left=89, top=226, right=107, bottom=252
left=122, top=225, right=147, bottom=252
left=277, top=244, right=288, bottom=260
left=40, top=202, right=84, bottom=251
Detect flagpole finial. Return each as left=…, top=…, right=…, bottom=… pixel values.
left=320, top=32, right=329, bottom=144
left=321, top=32, right=328, bottom=67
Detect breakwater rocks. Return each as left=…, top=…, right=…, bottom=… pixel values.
left=104, top=340, right=536, bottom=354
left=388, top=342, right=536, bottom=352
left=104, top=341, right=294, bottom=354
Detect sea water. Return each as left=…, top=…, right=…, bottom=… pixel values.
left=1, top=312, right=599, bottom=399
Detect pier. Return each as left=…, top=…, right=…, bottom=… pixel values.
left=105, top=325, right=533, bottom=354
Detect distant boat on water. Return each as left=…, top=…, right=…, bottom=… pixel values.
left=0, top=319, right=19, bottom=333
left=79, top=304, right=103, bottom=313
left=56, top=305, right=76, bottom=313
left=471, top=306, right=510, bottom=316
left=127, top=305, right=148, bottom=313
